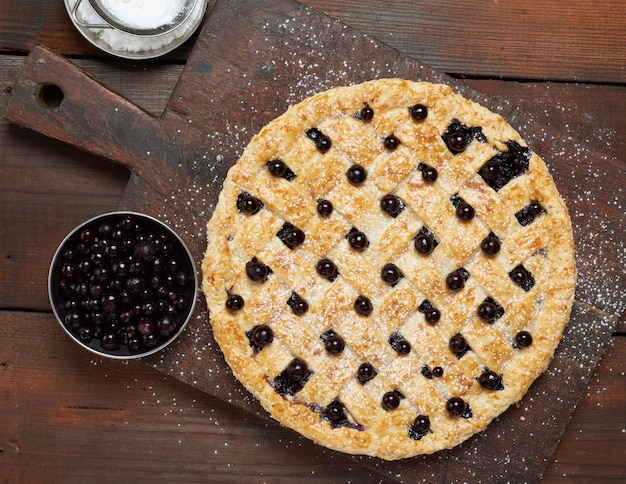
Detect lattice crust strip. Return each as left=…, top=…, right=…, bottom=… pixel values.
left=202, top=79, right=576, bottom=460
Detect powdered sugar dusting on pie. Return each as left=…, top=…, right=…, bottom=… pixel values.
left=202, top=79, right=576, bottom=460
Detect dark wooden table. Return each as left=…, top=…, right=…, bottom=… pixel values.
left=1, top=1, right=625, bottom=482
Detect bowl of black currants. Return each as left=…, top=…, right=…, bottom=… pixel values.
left=49, top=212, right=197, bottom=359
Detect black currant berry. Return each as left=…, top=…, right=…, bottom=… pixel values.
left=515, top=331, right=533, bottom=348
left=446, top=271, right=465, bottom=291
left=478, top=370, right=502, bottom=390
left=481, top=234, right=501, bottom=255
left=354, top=296, right=373, bottom=316
left=357, top=363, right=376, bottom=384
left=317, top=199, right=334, bottom=217
left=346, top=165, right=367, bottom=185
left=381, top=263, right=403, bottom=286
left=251, top=325, right=274, bottom=347
left=316, top=258, right=338, bottom=280
left=384, top=134, right=401, bottom=150
left=410, top=104, right=428, bottom=121
left=446, top=397, right=466, bottom=416
left=225, top=294, right=244, bottom=311
left=382, top=391, right=401, bottom=410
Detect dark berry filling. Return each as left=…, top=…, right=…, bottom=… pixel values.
left=236, top=192, right=263, bottom=215
left=347, top=228, right=369, bottom=251
left=414, top=226, right=439, bottom=255
left=383, top=134, right=401, bottom=150
left=356, top=102, right=374, bottom=121
left=357, top=362, right=377, bottom=384
left=346, top=164, right=367, bottom=185
left=432, top=366, right=444, bottom=378
left=277, top=222, right=306, bottom=250
left=323, top=399, right=348, bottom=427
left=381, top=263, right=403, bottom=286
left=481, top=233, right=501, bottom=256
left=316, top=258, right=338, bottom=281
left=442, top=121, right=486, bottom=154
left=266, top=159, right=296, bottom=181
left=478, top=141, right=531, bottom=191
left=449, top=333, right=470, bottom=358
left=306, top=127, right=332, bottom=153
left=273, top=358, right=312, bottom=396
left=245, top=258, right=269, bottom=282
left=317, top=199, right=334, bottom=217
left=287, top=292, right=309, bottom=315
left=478, top=369, right=504, bottom=390
left=306, top=127, right=323, bottom=141
left=528, top=201, right=545, bottom=217
left=389, top=332, right=411, bottom=355
left=354, top=295, right=373, bottom=316
left=419, top=299, right=441, bottom=324
left=515, top=200, right=546, bottom=226
left=409, top=103, right=428, bottom=121
left=408, top=415, right=431, bottom=440
left=509, top=264, right=535, bottom=291
left=225, top=293, right=244, bottom=311
left=451, top=194, right=475, bottom=221
left=418, top=163, right=438, bottom=183
left=514, top=330, right=533, bottom=348
left=380, top=194, right=404, bottom=217
left=421, top=365, right=433, bottom=379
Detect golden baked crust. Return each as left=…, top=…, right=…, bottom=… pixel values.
left=202, top=79, right=576, bottom=460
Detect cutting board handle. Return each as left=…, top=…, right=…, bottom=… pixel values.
left=5, top=44, right=166, bottom=173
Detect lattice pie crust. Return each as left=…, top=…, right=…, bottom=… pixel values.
left=202, top=79, right=576, bottom=460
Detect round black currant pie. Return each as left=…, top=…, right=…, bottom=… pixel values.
left=202, top=79, right=575, bottom=460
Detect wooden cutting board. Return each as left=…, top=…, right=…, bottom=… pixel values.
left=5, top=0, right=626, bottom=481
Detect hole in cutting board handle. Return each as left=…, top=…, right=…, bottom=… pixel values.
left=37, top=84, right=65, bottom=109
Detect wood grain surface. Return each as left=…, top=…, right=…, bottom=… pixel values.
left=1, top=0, right=625, bottom=482
left=3, top=0, right=626, bottom=83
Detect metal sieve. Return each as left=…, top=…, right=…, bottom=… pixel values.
left=65, top=0, right=210, bottom=59
left=87, top=0, right=199, bottom=36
